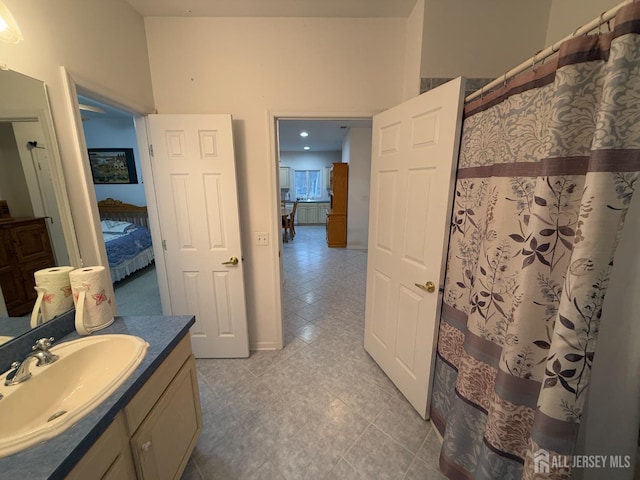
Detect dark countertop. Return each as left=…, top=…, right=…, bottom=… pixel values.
left=0, top=315, right=195, bottom=480
left=0, top=316, right=30, bottom=340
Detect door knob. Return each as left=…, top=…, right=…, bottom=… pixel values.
left=415, top=281, right=436, bottom=293
left=222, top=257, right=239, bottom=265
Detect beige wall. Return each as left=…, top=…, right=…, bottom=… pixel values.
left=344, top=128, right=372, bottom=251
left=403, top=0, right=425, bottom=100
left=0, top=0, right=154, bottom=267
left=545, top=0, right=622, bottom=45
left=421, top=0, right=551, bottom=78
left=145, top=16, right=408, bottom=349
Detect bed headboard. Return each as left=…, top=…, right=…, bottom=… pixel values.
left=97, top=198, right=149, bottom=229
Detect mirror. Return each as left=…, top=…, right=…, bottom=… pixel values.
left=0, top=68, right=77, bottom=346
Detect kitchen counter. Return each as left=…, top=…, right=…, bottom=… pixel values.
left=287, top=201, right=330, bottom=225
left=0, top=315, right=195, bottom=480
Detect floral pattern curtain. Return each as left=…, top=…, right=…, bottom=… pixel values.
left=430, top=4, right=640, bottom=479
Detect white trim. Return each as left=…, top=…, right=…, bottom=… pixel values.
left=66, top=70, right=155, bottom=117
left=58, top=67, right=159, bottom=316
left=250, top=341, right=279, bottom=351
left=40, top=85, right=81, bottom=267
left=136, top=116, right=172, bottom=315
left=59, top=67, right=109, bottom=268
left=266, top=109, right=377, bottom=350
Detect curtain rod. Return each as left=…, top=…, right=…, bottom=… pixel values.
left=465, top=0, right=634, bottom=103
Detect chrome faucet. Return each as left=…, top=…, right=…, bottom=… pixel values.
left=4, top=337, right=59, bottom=386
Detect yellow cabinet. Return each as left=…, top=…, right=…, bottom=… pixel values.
left=327, top=163, right=348, bottom=247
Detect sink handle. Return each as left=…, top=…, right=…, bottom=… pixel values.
left=31, top=337, right=59, bottom=365
left=33, top=337, right=54, bottom=351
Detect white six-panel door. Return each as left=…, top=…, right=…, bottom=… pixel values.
left=364, top=78, right=465, bottom=418
left=148, top=114, right=249, bottom=358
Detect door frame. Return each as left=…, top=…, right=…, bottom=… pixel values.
left=266, top=110, right=376, bottom=349
left=58, top=68, right=169, bottom=315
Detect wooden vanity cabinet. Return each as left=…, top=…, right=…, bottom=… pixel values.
left=0, top=217, right=55, bottom=316
left=126, top=334, right=202, bottom=480
left=66, top=413, right=137, bottom=480
left=129, top=357, right=201, bottom=480
left=66, top=334, right=202, bottom=480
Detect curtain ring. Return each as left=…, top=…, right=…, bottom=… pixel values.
left=598, top=12, right=604, bottom=34
left=503, top=73, right=508, bottom=88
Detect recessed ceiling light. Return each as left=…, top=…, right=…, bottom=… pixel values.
left=300, top=131, right=309, bottom=137
left=303, top=146, right=310, bottom=150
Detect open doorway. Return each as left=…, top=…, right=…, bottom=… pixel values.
left=277, top=118, right=372, bottom=247
left=76, top=95, right=161, bottom=316
left=276, top=117, right=372, bottom=346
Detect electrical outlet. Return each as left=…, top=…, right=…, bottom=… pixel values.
left=256, top=232, right=269, bottom=246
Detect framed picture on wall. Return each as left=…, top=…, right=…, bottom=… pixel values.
left=88, top=148, right=138, bottom=184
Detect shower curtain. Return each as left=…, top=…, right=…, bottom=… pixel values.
left=430, top=4, right=640, bottom=479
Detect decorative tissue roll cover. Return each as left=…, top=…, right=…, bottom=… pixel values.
left=69, top=266, right=114, bottom=335
left=30, top=266, right=75, bottom=328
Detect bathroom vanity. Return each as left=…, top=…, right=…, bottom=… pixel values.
left=0, top=314, right=200, bottom=479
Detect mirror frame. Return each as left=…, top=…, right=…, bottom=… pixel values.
left=0, top=69, right=80, bottom=349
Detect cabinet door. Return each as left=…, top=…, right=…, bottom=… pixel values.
left=327, top=214, right=347, bottom=247
left=11, top=220, right=53, bottom=264
left=279, top=167, right=290, bottom=189
left=0, top=229, right=11, bottom=269
left=307, top=204, right=319, bottom=224
left=67, top=413, right=136, bottom=480
left=0, top=266, right=26, bottom=314
left=131, top=356, right=202, bottom=480
left=297, top=204, right=308, bottom=224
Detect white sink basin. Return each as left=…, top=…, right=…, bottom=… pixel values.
left=0, top=334, right=148, bottom=458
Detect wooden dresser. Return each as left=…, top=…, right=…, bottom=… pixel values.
left=0, top=217, right=56, bottom=316
left=326, top=163, right=349, bottom=248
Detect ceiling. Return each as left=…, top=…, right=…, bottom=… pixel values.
left=124, top=0, right=417, bottom=18
left=278, top=119, right=371, bottom=152
left=78, top=95, right=132, bottom=121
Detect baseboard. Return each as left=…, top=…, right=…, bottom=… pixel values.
left=250, top=341, right=279, bottom=351
left=432, top=424, right=444, bottom=444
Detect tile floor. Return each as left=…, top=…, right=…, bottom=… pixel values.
left=183, top=225, right=446, bottom=480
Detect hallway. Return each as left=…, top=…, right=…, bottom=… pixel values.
left=187, top=226, right=445, bottom=479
